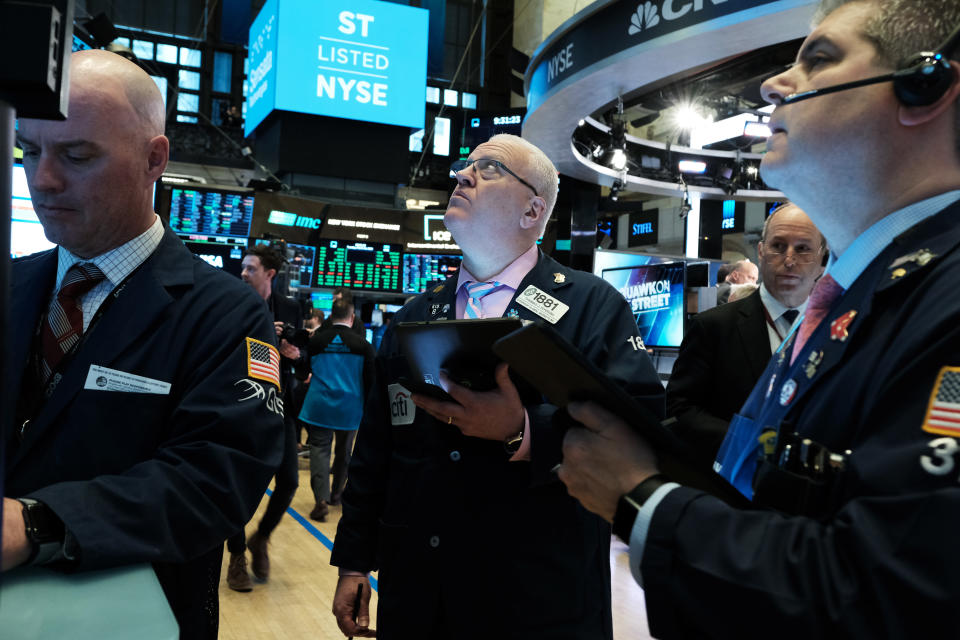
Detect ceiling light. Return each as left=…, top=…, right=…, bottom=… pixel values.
left=678, top=160, right=707, bottom=174
left=610, top=148, right=627, bottom=170
left=673, top=104, right=713, bottom=131
left=743, top=121, right=772, bottom=137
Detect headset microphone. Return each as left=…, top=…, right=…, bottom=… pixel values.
left=782, top=20, right=960, bottom=107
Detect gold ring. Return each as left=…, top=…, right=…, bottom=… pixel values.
left=447, top=416, right=454, bottom=425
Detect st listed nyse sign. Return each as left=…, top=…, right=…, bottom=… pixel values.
left=245, top=0, right=428, bottom=137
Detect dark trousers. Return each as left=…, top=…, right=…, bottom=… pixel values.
left=226, top=408, right=298, bottom=554
left=306, top=424, right=357, bottom=505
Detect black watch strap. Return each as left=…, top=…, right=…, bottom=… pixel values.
left=18, top=498, right=66, bottom=565
left=612, top=474, right=668, bottom=542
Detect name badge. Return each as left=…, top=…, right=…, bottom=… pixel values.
left=515, top=285, right=569, bottom=324
left=388, top=383, right=415, bottom=426
left=84, top=365, right=171, bottom=394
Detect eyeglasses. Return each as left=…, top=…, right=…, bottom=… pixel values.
left=450, top=158, right=539, bottom=196
left=762, top=242, right=823, bottom=264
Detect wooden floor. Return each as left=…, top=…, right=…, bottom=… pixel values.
left=218, top=458, right=653, bottom=639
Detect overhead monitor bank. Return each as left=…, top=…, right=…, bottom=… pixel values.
left=245, top=0, right=429, bottom=137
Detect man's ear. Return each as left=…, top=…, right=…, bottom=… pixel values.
left=146, top=135, right=170, bottom=180
left=519, top=196, right=547, bottom=230
left=898, top=65, right=960, bottom=127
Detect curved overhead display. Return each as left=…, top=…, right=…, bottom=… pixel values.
left=523, top=0, right=816, bottom=198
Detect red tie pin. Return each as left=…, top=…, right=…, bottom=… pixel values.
left=830, top=310, right=858, bottom=342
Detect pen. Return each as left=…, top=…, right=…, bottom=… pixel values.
left=348, top=583, right=363, bottom=640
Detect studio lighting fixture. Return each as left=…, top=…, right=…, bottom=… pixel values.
left=678, top=160, right=708, bottom=174
left=610, top=148, right=628, bottom=170
left=743, top=121, right=772, bottom=137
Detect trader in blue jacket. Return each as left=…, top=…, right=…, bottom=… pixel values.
left=2, top=50, right=284, bottom=639
left=557, top=0, right=960, bottom=637
left=329, top=134, right=664, bottom=638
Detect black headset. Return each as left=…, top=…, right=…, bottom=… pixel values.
left=782, top=20, right=960, bottom=106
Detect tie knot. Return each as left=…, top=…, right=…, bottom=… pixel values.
left=464, top=280, right=502, bottom=300
left=781, top=309, right=799, bottom=325
left=807, top=274, right=844, bottom=314
left=60, top=262, right=106, bottom=296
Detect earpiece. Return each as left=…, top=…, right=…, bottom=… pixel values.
left=893, top=52, right=955, bottom=106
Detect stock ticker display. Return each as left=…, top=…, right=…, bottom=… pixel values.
left=403, top=253, right=462, bottom=293
left=169, top=188, right=255, bottom=239
left=315, top=240, right=402, bottom=291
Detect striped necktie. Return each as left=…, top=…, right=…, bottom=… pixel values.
left=39, top=262, right=106, bottom=383
left=790, top=274, right=844, bottom=364
left=463, top=281, right=503, bottom=319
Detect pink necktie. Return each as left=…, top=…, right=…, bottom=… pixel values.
left=791, top=274, right=844, bottom=364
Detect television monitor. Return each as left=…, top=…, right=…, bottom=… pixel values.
left=11, top=163, right=56, bottom=257
left=314, top=240, right=402, bottom=292
left=402, top=253, right=462, bottom=293
left=168, top=186, right=254, bottom=240
left=602, top=262, right=685, bottom=348
left=311, top=291, right=334, bottom=312
left=182, top=239, right=247, bottom=277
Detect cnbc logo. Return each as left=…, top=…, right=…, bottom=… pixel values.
left=267, top=210, right=322, bottom=229
left=629, top=0, right=728, bottom=35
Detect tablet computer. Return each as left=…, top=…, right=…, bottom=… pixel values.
left=395, top=318, right=525, bottom=402
left=493, top=321, right=749, bottom=507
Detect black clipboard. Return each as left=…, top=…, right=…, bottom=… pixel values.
left=493, top=321, right=750, bottom=507
left=395, top=318, right=525, bottom=402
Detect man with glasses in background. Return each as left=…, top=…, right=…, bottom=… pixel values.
left=329, top=134, right=664, bottom=638
left=667, top=203, right=825, bottom=464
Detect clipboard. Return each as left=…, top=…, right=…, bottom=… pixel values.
left=493, top=321, right=750, bottom=507
left=395, top=318, right=526, bottom=402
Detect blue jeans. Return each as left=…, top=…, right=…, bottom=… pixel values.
left=306, top=424, right=357, bottom=504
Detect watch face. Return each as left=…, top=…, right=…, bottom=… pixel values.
left=21, top=501, right=65, bottom=544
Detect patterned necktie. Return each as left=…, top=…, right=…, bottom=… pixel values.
left=39, top=262, right=106, bottom=383
left=790, top=274, right=844, bottom=363
left=463, top=280, right=503, bottom=319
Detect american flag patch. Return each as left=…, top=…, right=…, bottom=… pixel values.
left=246, top=337, right=281, bottom=390
left=922, top=367, right=960, bottom=436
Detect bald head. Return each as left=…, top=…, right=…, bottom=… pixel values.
left=16, top=49, right=170, bottom=258
left=71, top=49, right=166, bottom=137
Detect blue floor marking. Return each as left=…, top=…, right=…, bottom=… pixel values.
left=264, top=487, right=379, bottom=591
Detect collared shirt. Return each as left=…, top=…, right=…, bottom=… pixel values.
left=627, top=189, right=960, bottom=585
left=827, top=190, right=960, bottom=289
left=758, top=282, right=807, bottom=352
left=455, top=244, right=539, bottom=319
left=454, top=243, right=539, bottom=461
left=52, top=215, right=164, bottom=332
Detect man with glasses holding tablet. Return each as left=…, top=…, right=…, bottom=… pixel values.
left=329, top=134, right=663, bottom=638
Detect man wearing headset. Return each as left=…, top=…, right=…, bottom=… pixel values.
left=556, top=0, right=960, bottom=637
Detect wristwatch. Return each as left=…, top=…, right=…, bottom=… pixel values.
left=18, top=498, right=66, bottom=565
left=612, top=474, right=668, bottom=542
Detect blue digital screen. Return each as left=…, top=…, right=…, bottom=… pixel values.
left=602, top=262, right=685, bottom=348
left=402, top=253, right=462, bottom=293
left=245, top=0, right=429, bottom=136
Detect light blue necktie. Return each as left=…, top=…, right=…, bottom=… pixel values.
left=463, top=281, right=503, bottom=319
